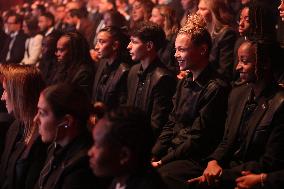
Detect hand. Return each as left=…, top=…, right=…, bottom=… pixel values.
left=235, top=171, right=265, bottom=189
left=203, top=160, right=223, bottom=185
left=187, top=175, right=206, bottom=184
left=151, top=160, right=162, bottom=168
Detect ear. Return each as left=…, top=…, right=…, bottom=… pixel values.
left=61, top=114, right=74, bottom=128
left=200, top=44, right=208, bottom=56
left=119, top=146, right=131, bottom=165
left=146, top=41, right=154, bottom=52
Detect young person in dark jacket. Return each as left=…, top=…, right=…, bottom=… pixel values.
left=92, top=26, right=132, bottom=109
left=33, top=83, right=102, bottom=189
left=151, top=14, right=230, bottom=187
left=188, top=40, right=284, bottom=189
left=88, top=106, right=168, bottom=189
left=126, top=22, right=176, bottom=138
left=0, top=64, right=47, bottom=189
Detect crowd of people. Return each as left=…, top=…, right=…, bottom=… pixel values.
left=0, top=0, right=283, bottom=188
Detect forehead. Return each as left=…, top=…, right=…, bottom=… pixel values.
left=38, top=93, right=49, bottom=109
left=130, top=36, right=143, bottom=43
left=57, top=36, right=69, bottom=46
left=97, top=31, right=112, bottom=39
left=241, top=7, right=249, bottom=16
left=93, top=119, right=111, bottom=142
left=8, top=16, right=16, bottom=22
left=175, top=34, right=192, bottom=47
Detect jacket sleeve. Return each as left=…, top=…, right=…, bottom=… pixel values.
left=21, top=35, right=43, bottom=65
left=160, top=81, right=229, bottom=164
left=150, top=75, right=176, bottom=138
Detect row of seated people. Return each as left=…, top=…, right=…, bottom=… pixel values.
left=0, top=7, right=284, bottom=189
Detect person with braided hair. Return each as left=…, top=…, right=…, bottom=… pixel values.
left=151, top=14, right=230, bottom=189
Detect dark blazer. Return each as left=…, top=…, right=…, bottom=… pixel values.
left=0, top=120, right=47, bottom=189
left=92, top=58, right=130, bottom=108
left=127, top=59, right=176, bottom=137
left=209, top=82, right=284, bottom=181
left=34, top=133, right=99, bottom=189
left=210, top=27, right=237, bottom=81
left=0, top=30, right=27, bottom=64
left=152, top=66, right=230, bottom=164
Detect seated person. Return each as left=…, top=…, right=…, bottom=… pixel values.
left=188, top=40, right=284, bottom=188
left=88, top=106, right=167, bottom=189
left=151, top=14, right=230, bottom=185
left=33, top=83, right=102, bottom=189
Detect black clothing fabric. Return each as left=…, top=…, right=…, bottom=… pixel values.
left=92, top=58, right=130, bottom=109
left=127, top=58, right=176, bottom=137
left=152, top=65, right=230, bottom=165
left=210, top=27, right=237, bottom=81
left=0, top=120, right=47, bottom=189
left=34, top=132, right=100, bottom=189
left=0, top=113, right=14, bottom=156
left=108, top=167, right=168, bottom=189
left=0, top=30, right=27, bottom=64
left=207, top=81, right=284, bottom=187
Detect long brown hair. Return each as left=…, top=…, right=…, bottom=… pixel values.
left=0, top=64, right=45, bottom=143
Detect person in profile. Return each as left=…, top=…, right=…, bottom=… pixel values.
left=88, top=106, right=167, bottom=189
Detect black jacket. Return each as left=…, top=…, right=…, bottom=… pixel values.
left=127, top=58, right=176, bottom=137
left=152, top=65, right=230, bottom=164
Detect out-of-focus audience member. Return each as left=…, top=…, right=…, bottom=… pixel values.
left=51, top=32, right=95, bottom=94
left=65, top=8, right=96, bottom=47
left=21, top=17, right=43, bottom=65
left=33, top=83, right=103, bottom=189
left=180, top=0, right=198, bottom=26
left=92, top=26, right=131, bottom=109
left=197, top=0, right=237, bottom=81
left=150, top=4, right=180, bottom=74
left=0, top=64, right=47, bottom=189
left=115, top=0, right=131, bottom=20
left=130, top=0, right=154, bottom=29
left=88, top=106, right=168, bottom=189
left=103, top=9, right=128, bottom=29
left=0, top=13, right=27, bottom=64
left=54, top=4, right=67, bottom=32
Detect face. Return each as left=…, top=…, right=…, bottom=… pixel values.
left=55, top=6, right=66, bottom=21
left=65, top=12, right=76, bottom=26
left=279, top=0, right=284, bottom=21
left=132, top=1, right=145, bottom=22
left=88, top=119, right=122, bottom=177
left=34, top=94, right=60, bottom=143
left=103, top=13, right=113, bottom=26
left=99, top=0, right=112, bottom=13
left=38, top=16, right=51, bottom=32
left=95, top=31, right=115, bottom=59
left=127, top=36, right=148, bottom=61
left=1, top=81, right=13, bottom=114
left=236, top=43, right=256, bottom=83
left=56, top=36, right=70, bottom=63
left=22, top=21, right=29, bottom=35
left=181, top=0, right=194, bottom=11
left=197, top=0, right=211, bottom=24
left=238, top=7, right=250, bottom=36
left=6, top=16, right=20, bottom=34
left=150, top=8, right=164, bottom=27
left=175, top=34, right=203, bottom=71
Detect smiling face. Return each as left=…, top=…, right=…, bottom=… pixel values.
left=88, top=118, right=122, bottom=177
left=34, top=93, right=60, bottom=143
left=236, top=42, right=256, bottom=83
left=1, top=80, right=13, bottom=114
left=127, top=36, right=148, bottom=61
left=175, top=34, right=203, bottom=71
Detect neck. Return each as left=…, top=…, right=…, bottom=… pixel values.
left=140, top=52, right=157, bottom=71
left=189, top=59, right=209, bottom=80
left=106, top=52, right=118, bottom=65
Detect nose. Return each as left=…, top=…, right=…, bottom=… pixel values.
left=239, top=19, right=244, bottom=27
left=174, top=50, right=179, bottom=59
left=279, top=1, right=284, bottom=10
left=88, top=146, right=94, bottom=157
left=196, top=9, right=200, bottom=15
left=127, top=42, right=132, bottom=50
left=33, top=113, right=39, bottom=125
left=236, top=62, right=243, bottom=72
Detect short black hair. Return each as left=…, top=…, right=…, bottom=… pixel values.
left=8, top=13, right=23, bottom=25
left=131, top=22, right=166, bottom=51
left=40, top=12, right=55, bottom=26
left=102, top=106, right=154, bottom=166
